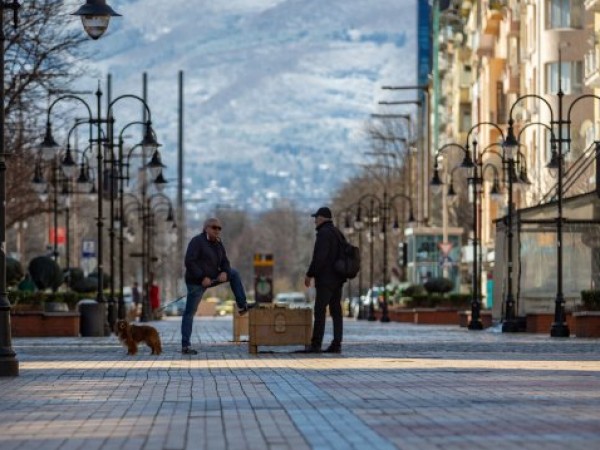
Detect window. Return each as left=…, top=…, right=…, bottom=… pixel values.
left=459, top=104, right=472, bottom=132
left=496, top=82, right=507, bottom=124
left=547, top=0, right=583, bottom=29
left=546, top=61, right=583, bottom=94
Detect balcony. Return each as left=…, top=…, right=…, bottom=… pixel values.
left=476, top=34, right=495, bottom=58
left=482, top=1, right=505, bottom=35
left=584, top=47, right=600, bottom=88
left=584, top=0, right=600, bottom=12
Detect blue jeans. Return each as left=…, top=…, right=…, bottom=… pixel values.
left=181, top=268, right=247, bottom=348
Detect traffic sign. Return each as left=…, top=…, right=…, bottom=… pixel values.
left=82, top=239, right=96, bottom=258
left=438, top=242, right=453, bottom=256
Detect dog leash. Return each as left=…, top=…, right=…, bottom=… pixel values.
left=154, top=279, right=220, bottom=312
left=155, top=294, right=187, bottom=312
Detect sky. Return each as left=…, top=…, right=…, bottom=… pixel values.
left=75, top=0, right=418, bottom=214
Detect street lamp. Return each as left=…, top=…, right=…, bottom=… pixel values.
left=430, top=121, right=506, bottom=330
left=119, top=132, right=164, bottom=323
left=41, top=90, right=158, bottom=334
left=498, top=123, right=540, bottom=332
left=379, top=192, right=415, bottom=322
left=109, top=121, right=162, bottom=323
left=353, top=196, right=379, bottom=321
left=1, top=0, right=118, bottom=377
left=504, top=50, right=600, bottom=337
left=71, top=0, right=121, bottom=40
left=122, top=192, right=173, bottom=321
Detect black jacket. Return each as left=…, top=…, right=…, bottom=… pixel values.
left=184, top=232, right=231, bottom=284
left=306, top=221, right=346, bottom=289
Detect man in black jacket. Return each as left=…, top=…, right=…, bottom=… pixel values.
left=303, top=207, right=346, bottom=354
left=181, top=217, right=254, bottom=354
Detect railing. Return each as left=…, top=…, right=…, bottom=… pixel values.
left=538, top=141, right=598, bottom=205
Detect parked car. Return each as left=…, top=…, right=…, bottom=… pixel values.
left=216, top=300, right=236, bottom=316
left=164, top=300, right=185, bottom=317
left=275, top=292, right=313, bottom=309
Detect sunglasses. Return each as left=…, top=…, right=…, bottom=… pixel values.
left=210, top=225, right=222, bottom=231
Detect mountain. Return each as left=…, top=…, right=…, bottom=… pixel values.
left=79, top=0, right=417, bottom=216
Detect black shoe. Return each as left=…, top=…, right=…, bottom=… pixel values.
left=324, top=345, right=341, bottom=354
left=181, top=347, right=198, bottom=355
left=295, top=345, right=322, bottom=354
left=238, top=302, right=257, bottom=316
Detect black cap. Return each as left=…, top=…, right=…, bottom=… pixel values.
left=311, top=206, right=332, bottom=219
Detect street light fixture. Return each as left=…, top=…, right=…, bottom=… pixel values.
left=1, top=0, right=121, bottom=372
left=430, top=122, right=505, bottom=330
left=71, top=0, right=121, bottom=40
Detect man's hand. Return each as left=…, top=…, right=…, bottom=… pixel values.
left=217, top=272, right=228, bottom=283
left=304, top=276, right=312, bottom=288
left=201, top=277, right=212, bottom=288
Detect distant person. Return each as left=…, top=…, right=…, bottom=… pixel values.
left=181, top=217, right=255, bottom=355
left=131, top=281, right=141, bottom=320
left=149, top=277, right=160, bottom=319
left=301, top=207, right=347, bottom=354
left=132, top=282, right=141, bottom=305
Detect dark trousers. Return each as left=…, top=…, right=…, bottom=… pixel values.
left=311, top=284, right=343, bottom=349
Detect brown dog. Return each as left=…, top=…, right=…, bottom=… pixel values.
left=115, top=319, right=162, bottom=355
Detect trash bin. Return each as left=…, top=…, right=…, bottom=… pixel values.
left=78, top=299, right=104, bottom=337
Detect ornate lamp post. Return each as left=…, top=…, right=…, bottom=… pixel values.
left=379, top=193, right=415, bottom=322
left=430, top=121, right=506, bottom=330
left=1, top=0, right=119, bottom=377
left=504, top=49, right=600, bottom=337
left=120, top=139, right=165, bottom=322
left=353, top=197, right=379, bottom=321
left=110, top=121, right=161, bottom=322
left=40, top=90, right=159, bottom=333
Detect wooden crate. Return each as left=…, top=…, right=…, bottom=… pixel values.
left=232, top=313, right=249, bottom=342
left=248, top=306, right=312, bottom=354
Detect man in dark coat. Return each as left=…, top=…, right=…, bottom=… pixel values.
left=303, top=206, right=346, bottom=354
left=181, top=217, right=254, bottom=354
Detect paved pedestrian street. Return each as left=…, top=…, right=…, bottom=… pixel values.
left=1, top=317, right=599, bottom=450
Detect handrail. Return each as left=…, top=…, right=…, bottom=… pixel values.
left=538, top=141, right=596, bottom=205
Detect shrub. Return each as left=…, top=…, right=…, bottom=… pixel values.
left=402, top=284, right=426, bottom=298
left=423, top=278, right=454, bottom=295
left=8, top=291, right=88, bottom=311
left=72, top=276, right=98, bottom=293
left=581, top=290, right=600, bottom=311
left=447, top=293, right=472, bottom=309
left=28, top=256, right=63, bottom=292
left=7, top=257, right=24, bottom=287
left=405, top=294, right=438, bottom=308
left=65, top=267, right=84, bottom=287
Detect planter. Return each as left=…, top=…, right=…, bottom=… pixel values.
left=11, top=311, right=80, bottom=337
left=573, top=312, right=600, bottom=338
left=525, top=313, right=574, bottom=334
left=414, top=308, right=459, bottom=325
left=389, top=308, right=416, bottom=323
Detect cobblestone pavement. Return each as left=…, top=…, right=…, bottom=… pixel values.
left=1, top=316, right=600, bottom=450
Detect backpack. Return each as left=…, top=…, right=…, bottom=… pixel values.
left=332, top=228, right=360, bottom=280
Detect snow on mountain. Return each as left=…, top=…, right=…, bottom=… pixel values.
left=78, top=0, right=417, bottom=214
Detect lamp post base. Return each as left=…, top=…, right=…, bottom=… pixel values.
left=0, top=358, right=19, bottom=377
left=467, top=319, right=483, bottom=330
left=502, top=319, right=522, bottom=333
left=367, top=303, right=376, bottom=321
left=550, top=322, right=570, bottom=338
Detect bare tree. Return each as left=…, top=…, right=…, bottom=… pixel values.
left=4, top=1, right=91, bottom=228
